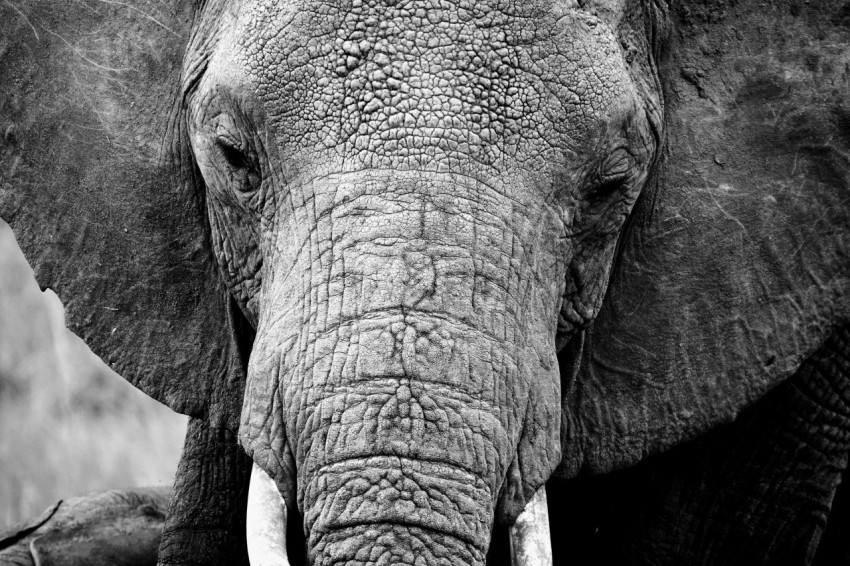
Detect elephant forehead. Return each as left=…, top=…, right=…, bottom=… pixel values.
left=232, top=0, right=630, bottom=173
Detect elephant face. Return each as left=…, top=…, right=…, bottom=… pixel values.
left=184, top=1, right=657, bottom=561
left=3, top=0, right=848, bottom=563
left=187, top=1, right=657, bottom=336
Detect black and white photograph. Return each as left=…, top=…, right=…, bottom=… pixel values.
left=0, top=1, right=848, bottom=564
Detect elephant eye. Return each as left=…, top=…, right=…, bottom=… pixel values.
left=215, top=135, right=261, bottom=194
left=588, top=149, right=633, bottom=200
left=588, top=174, right=628, bottom=200
left=216, top=136, right=249, bottom=169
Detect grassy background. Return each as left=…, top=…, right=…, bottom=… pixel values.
left=0, top=219, right=187, bottom=527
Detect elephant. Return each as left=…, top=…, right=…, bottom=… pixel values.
left=0, top=0, right=848, bottom=564
left=0, top=487, right=170, bottom=566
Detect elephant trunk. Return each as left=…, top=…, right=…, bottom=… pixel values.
left=294, top=312, right=510, bottom=566
left=240, top=171, right=564, bottom=565
left=246, top=462, right=552, bottom=566
left=304, top=456, right=493, bottom=564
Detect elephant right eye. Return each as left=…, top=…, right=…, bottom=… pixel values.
left=588, top=175, right=628, bottom=200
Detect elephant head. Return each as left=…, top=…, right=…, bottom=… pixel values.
left=1, top=0, right=847, bottom=564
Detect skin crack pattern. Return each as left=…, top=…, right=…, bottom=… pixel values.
left=8, top=0, right=850, bottom=563
left=185, top=0, right=659, bottom=564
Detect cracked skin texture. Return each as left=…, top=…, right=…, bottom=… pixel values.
left=3, top=0, right=848, bottom=564
left=185, top=0, right=657, bottom=563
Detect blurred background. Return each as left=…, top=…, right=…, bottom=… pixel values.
left=0, top=219, right=187, bottom=527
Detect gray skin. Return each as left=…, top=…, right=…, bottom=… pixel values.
left=186, top=1, right=656, bottom=562
left=0, top=488, right=170, bottom=566
left=1, top=0, right=848, bottom=564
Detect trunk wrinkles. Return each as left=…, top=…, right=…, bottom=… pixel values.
left=241, top=170, right=564, bottom=565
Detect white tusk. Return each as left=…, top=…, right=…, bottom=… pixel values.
left=247, top=463, right=290, bottom=566
left=509, top=487, right=552, bottom=566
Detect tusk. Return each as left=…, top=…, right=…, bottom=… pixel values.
left=509, top=487, right=552, bottom=566
left=247, top=463, right=290, bottom=566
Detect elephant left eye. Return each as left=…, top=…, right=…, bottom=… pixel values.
left=216, top=136, right=250, bottom=169
left=215, top=135, right=261, bottom=194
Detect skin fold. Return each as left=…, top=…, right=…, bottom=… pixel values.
left=1, top=0, right=848, bottom=564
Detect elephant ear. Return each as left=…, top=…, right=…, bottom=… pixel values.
left=0, top=0, right=244, bottom=430
left=560, top=0, right=850, bottom=476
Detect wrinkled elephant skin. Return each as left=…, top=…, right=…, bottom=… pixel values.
left=183, top=2, right=657, bottom=563
left=0, top=488, right=170, bottom=566
left=1, top=0, right=848, bottom=564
